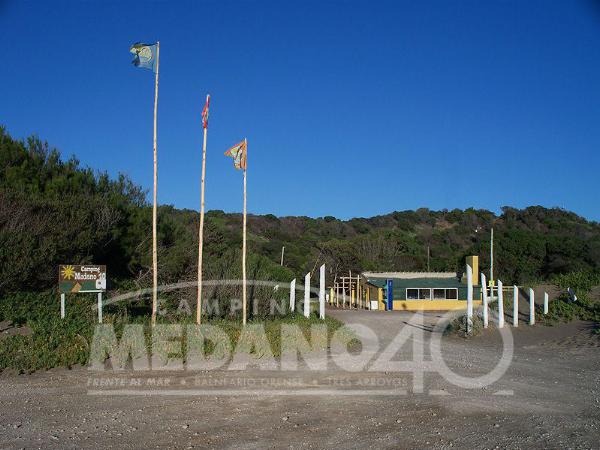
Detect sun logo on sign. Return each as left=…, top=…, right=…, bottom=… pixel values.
left=61, top=265, right=75, bottom=280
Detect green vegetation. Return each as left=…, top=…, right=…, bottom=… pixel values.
left=1, top=126, right=600, bottom=367
left=0, top=290, right=350, bottom=373
left=540, top=271, right=600, bottom=331
left=445, top=312, right=485, bottom=337
left=2, top=127, right=600, bottom=296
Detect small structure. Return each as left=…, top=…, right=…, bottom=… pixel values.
left=361, top=256, right=482, bottom=311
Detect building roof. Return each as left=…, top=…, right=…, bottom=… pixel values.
left=361, top=271, right=458, bottom=280
left=365, top=277, right=465, bottom=289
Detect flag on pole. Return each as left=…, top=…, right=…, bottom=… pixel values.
left=224, top=140, right=247, bottom=170
left=224, top=139, right=248, bottom=324
left=202, top=95, right=210, bottom=129
left=130, top=40, right=160, bottom=325
left=130, top=42, right=158, bottom=72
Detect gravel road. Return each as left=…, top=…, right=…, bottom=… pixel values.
left=1, top=309, right=598, bottom=449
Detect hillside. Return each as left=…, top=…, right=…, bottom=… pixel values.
left=1, top=126, right=600, bottom=295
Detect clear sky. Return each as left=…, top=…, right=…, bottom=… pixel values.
left=1, top=0, right=599, bottom=221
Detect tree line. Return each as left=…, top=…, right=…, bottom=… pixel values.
left=1, top=126, right=599, bottom=297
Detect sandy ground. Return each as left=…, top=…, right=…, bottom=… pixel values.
left=1, top=309, right=599, bottom=449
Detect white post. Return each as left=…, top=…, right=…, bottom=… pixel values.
left=513, top=285, right=519, bottom=327
left=466, top=264, right=473, bottom=334
left=242, top=141, right=247, bottom=326
left=151, top=41, right=160, bottom=327
left=529, top=288, right=535, bottom=325
left=481, top=273, right=488, bottom=328
left=490, top=227, right=494, bottom=283
left=319, top=264, right=325, bottom=319
left=497, top=280, right=504, bottom=328
left=342, top=287, right=346, bottom=308
left=289, top=279, right=296, bottom=313
left=97, top=292, right=103, bottom=324
left=60, top=293, right=65, bottom=319
left=304, top=273, right=310, bottom=318
left=544, top=292, right=549, bottom=315
left=196, top=94, right=210, bottom=325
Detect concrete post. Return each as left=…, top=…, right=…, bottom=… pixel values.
left=319, top=264, right=325, bottom=319
left=497, top=280, right=504, bottom=328
left=304, top=273, right=310, bottom=318
left=529, top=288, right=535, bottom=325
left=289, top=279, right=296, bottom=313
left=481, top=273, right=488, bottom=328
left=466, top=264, right=473, bottom=334
left=544, top=292, right=549, bottom=315
left=513, top=285, right=518, bottom=327
left=60, top=293, right=65, bottom=319
left=97, top=292, right=103, bottom=324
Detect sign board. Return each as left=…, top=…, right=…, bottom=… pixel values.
left=59, top=265, right=106, bottom=293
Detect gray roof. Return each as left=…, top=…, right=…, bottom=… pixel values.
left=361, top=271, right=457, bottom=280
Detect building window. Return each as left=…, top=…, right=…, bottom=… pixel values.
left=419, top=289, right=431, bottom=300
left=406, top=288, right=459, bottom=300
left=433, top=288, right=446, bottom=300
left=407, top=289, right=419, bottom=300
left=445, top=288, right=458, bottom=299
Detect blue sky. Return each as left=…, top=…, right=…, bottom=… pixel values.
left=1, top=0, right=599, bottom=221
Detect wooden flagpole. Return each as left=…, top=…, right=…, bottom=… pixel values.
left=242, top=139, right=248, bottom=326
left=151, top=41, right=160, bottom=326
left=196, top=94, right=209, bottom=325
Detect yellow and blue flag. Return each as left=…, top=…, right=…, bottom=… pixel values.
left=130, top=42, right=158, bottom=72
left=224, top=140, right=247, bottom=170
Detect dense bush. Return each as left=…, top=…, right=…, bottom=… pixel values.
left=541, top=271, right=600, bottom=330
left=2, top=126, right=600, bottom=296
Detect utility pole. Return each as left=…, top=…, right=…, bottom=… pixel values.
left=280, top=246, right=285, bottom=266
left=427, top=245, right=430, bottom=272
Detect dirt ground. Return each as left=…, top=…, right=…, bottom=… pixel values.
left=1, top=309, right=599, bottom=449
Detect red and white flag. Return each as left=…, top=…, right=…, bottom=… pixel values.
left=202, top=95, right=210, bottom=129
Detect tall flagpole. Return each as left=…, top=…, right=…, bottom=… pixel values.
left=242, top=139, right=247, bottom=326
left=151, top=41, right=160, bottom=326
left=196, top=95, right=209, bottom=325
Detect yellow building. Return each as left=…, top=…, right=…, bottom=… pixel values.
left=362, top=257, right=481, bottom=311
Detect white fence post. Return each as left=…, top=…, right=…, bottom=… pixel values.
left=529, top=288, right=535, bottom=325
left=544, top=292, right=549, bottom=315
left=304, top=273, right=310, bottom=318
left=289, top=279, right=296, bottom=313
left=97, top=292, right=103, bottom=324
left=466, top=264, right=473, bottom=334
left=497, top=280, right=504, bottom=328
left=319, top=264, right=325, bottom=319
left=481, top=273, right=488, bottom=328
left=60, top=293, right=66, bottom=319
left=513, top=285, right=519, bottom=327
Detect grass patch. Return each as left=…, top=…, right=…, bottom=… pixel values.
left=539, top=271, right=600, bottom=332
left=444, top=311, right=485, bottom=337
left=0, top=291, right=353, bottom=373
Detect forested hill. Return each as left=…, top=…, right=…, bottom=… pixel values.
left=1, top=127, right=599, bottom=295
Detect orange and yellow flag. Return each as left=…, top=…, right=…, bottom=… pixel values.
left=224, top=140, right=247, bottom=170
